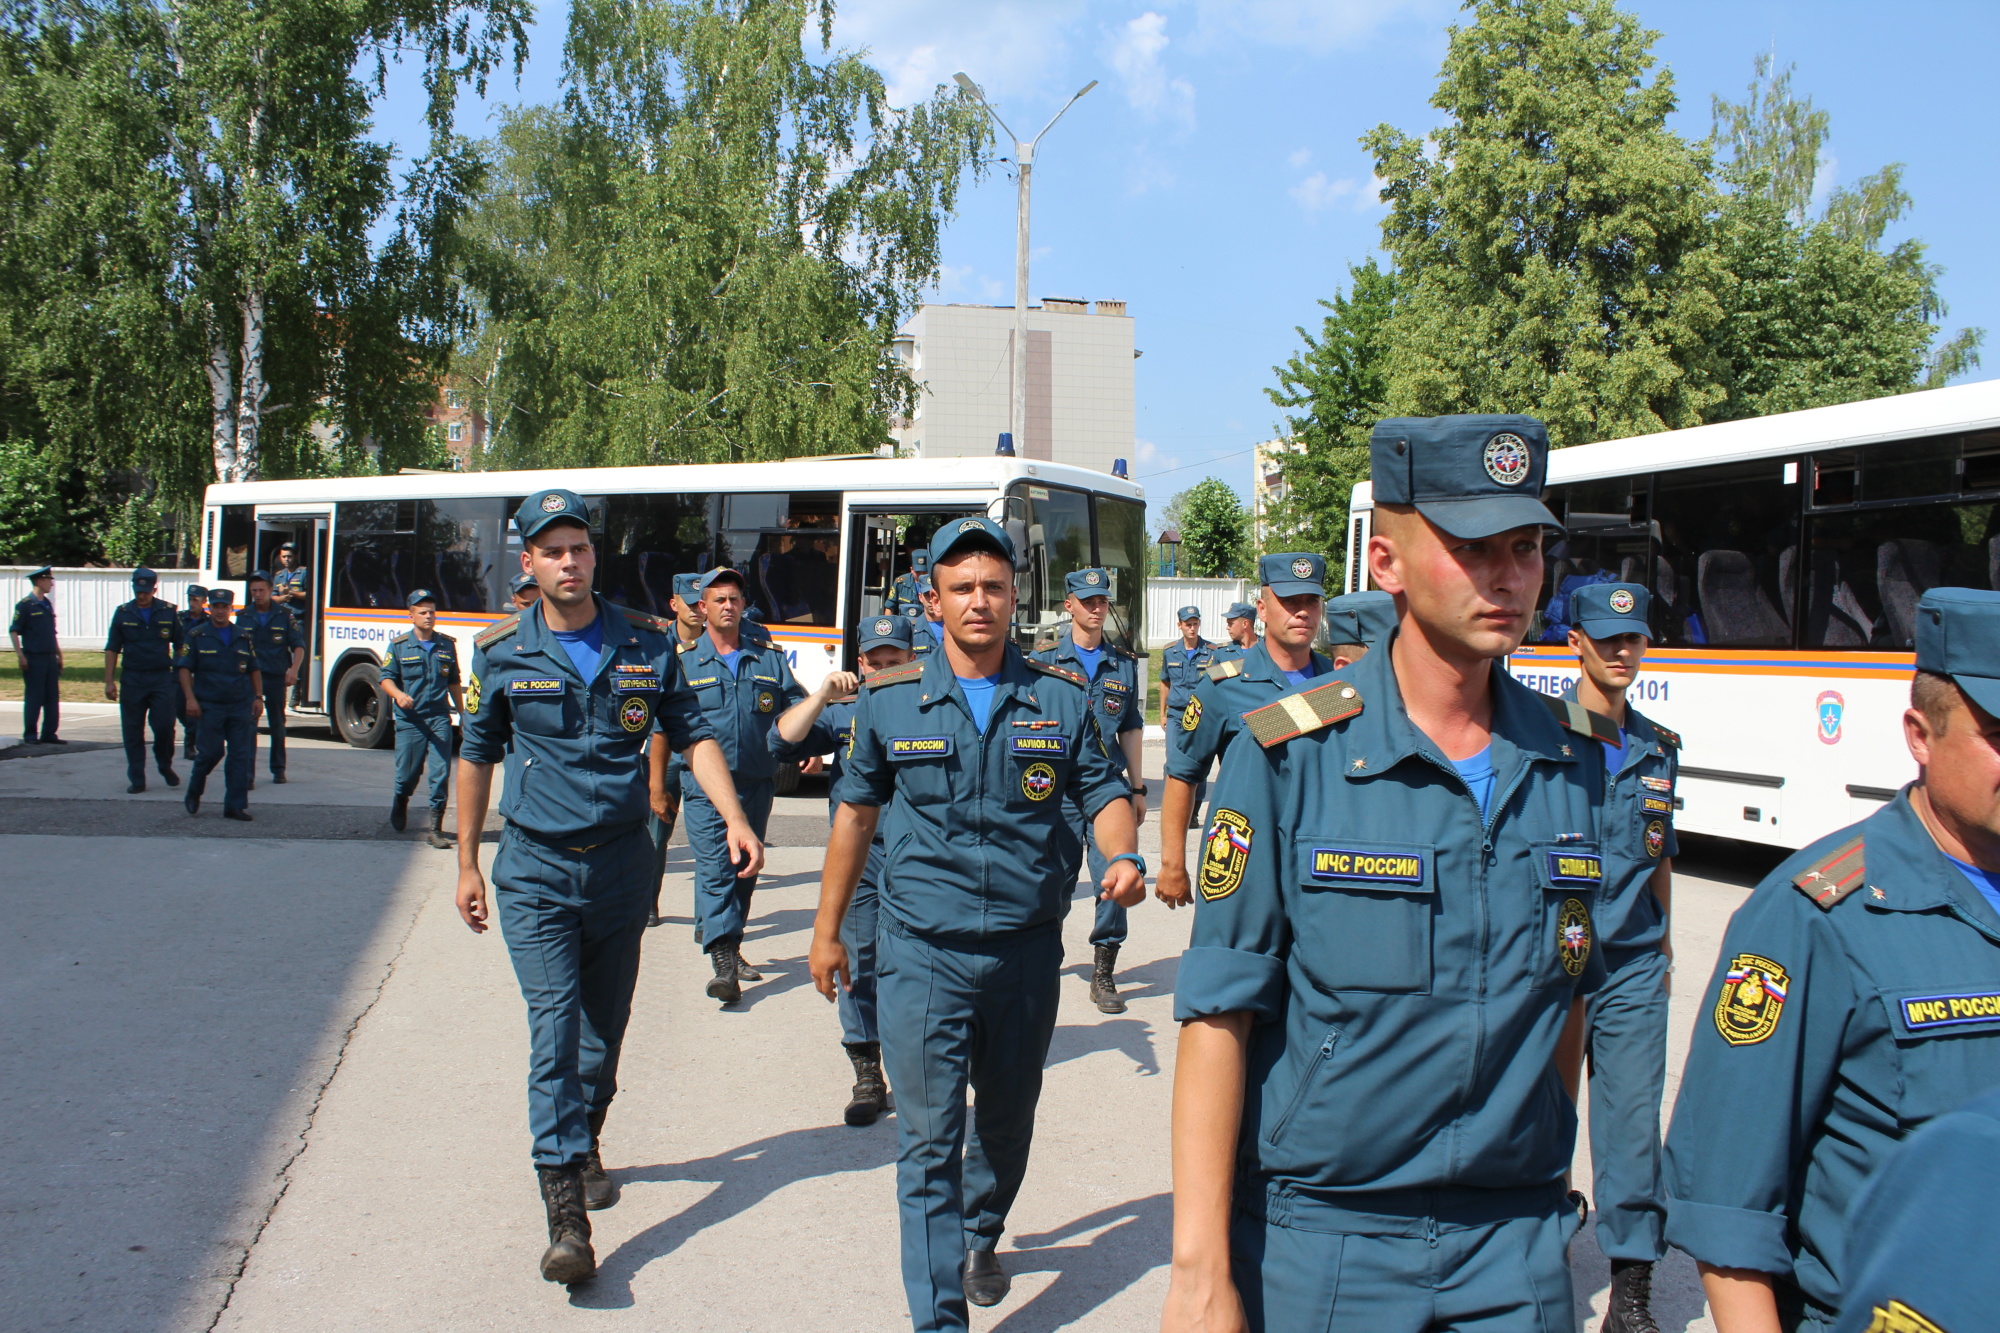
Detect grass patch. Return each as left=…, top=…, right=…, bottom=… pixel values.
left=0, top=660, right=126, bottom=703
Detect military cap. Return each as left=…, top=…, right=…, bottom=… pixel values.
left=860, top=614, right=914, bottom=651
left=206, top=588, right=235, bottom=607
left=1370, top=414, right=1561, bottom=539
left=1177, top=605, right=1202, bottom=623
left=695, top=566, right=745, bottom=594
left=1917, top=588, right=2000, bottom=717
left=26, top=565, right=51, bottom=580
left=1223, top=601, right=1256, bottom=623
left=407, top=587, right=438, bottom=608
left=910, top=549, right=931, bottom=573
left=131, top=567, right=158, bottom=590
left=514, top=487, right=592, bottom=542
left=246, top=569, right=272, bottom=585
left=1260, top=552, right=1325, bottom=597
left=916, top=573, right=933, bottom=594
left=277, top=542, right=296, bottom=553
left=186, top=584, right=209, bottom=601
left=670, top=572, right=701, bottom=603
left=928, top=514, right=1015, bottom=567
left=509, top=571, right=538, bottom=594
left=1326, top=590, right=1397, bottom=646
left=1064, top=567, right=1113, bottom=599
left=1573, top=582, right=1651, bottom=639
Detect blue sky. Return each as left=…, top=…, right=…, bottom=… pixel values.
left=376, top=0, right=2000, bottom=511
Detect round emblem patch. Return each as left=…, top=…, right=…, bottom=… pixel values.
left=1644, top=818, right=1666, bottom=857
left=1483, top=432, right=1531, bottom=486
left=1291, top=557, right=1313, bottom=580
left=1714, top=953, right=1790, bottom=1046
left=1556, top=898, right=1592, bottom=977
left=1181, top=696, right=1202, bottom=732
left=1200, top=808, right=1253, bottom=901
left=540, top=492, right=566, bottom=512
left=1105, top=697, right=1122, bottom=716
left=1608, top=588, right=1636, bottom=615
left=874, top=618, right=894, bottom=636
left=463, top=671, right=480, bottom=715
left=1085, top=570, right=1102, bottom=585
left=756, top=689, right=776, bottom=714
left=958, top=519, right=982, bottom=533
left=619, top=695, right=651, bottom=733
left=1021, top=762, right=1056, bottom=801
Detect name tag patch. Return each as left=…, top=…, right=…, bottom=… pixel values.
left=1309, top=849, right=1425, bottom=883
left=612, top=676, right=660, bottom=692
left=1547, top=852, right=1603, bottom=885
left=509, top=678, right=565, bottom=695
left=1102, top=679, right=1131, bottom=694
left=1010, top=735, right=1068, bottom=757
left=1899, top=992, right=2000, bottom=1033
left=888, top=737, right=953, bottom=760
left=684, top=675, right=719, bottom=687
left=1641, top=796, right=1673, bottom=813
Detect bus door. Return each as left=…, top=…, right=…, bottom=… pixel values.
left=843, top=506, right=981, bottom=669
left=254, top=506, right=331, bottom=707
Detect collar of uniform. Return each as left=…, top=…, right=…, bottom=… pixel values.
left=513, top=594, right=640, bottom=680
left=1338, top=637, right=1578, bottom=780
left=1049, top=635, right=1120, bottom=669
left=1859, top=791, right=2000, bottom=932
left=683, top=630, right=762, bottom=668
left=1239, top=640, right=1330, bottom=687
left=1615, top=706, right=1668, bottom=773
left=914, top=640, right=1033, bottom=713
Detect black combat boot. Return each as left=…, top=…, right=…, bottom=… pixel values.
left=1090, top=943, right=1126, bottom=1014
left=535, top=1165, right=596, bottom=1284
left=390, top=792, right=409, bottom=832
left=426, top=805, right=452, bottom=850
left=735, top=953, right=763, bottom=982
left=843, top=1042, right=888, bottom=1127
left=580, top=1106, right=617, bottom=1210
left=1604, top=1259, right=1661, bottom=1333
left=963, top=1249, right=1009, bottom=1307
left=705, top=943, right=741, bottom=1003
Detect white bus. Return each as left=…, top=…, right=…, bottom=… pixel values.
left=1346, top=379, right=2000, bottom=849
left=196, top=456, right=1147, bottom=757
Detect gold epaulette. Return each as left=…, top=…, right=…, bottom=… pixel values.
left=1206, top=659, right=1244, bottom=682
left=1538, top=693, right=1621, bottom=747
left=474, top=612, right=521, bottom=649
left=1793, top=835, right=1866, bottom=910
left=615, top=603, right=674, bottom=636
left=1246, top=679, right=1364, bottom=748
left=1028, top=660, right=1088, bottom=689
left=864, top=661, right=925, bottom=689
left=676, top=637, right=698, bottom=653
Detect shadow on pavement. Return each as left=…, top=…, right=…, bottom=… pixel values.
left=1063, top=953, right=1179, bottom=1005
left=997, top=1193, right=1171, bottom=1332
left=1047, top=1018, right=1161, bottom=1077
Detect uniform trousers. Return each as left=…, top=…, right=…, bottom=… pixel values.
left=1062, top=798, right=1124, bottom=947
left=178, top=685, right=196, bottom=758
left=837, top=838, right=885, bottom=1045
left=20, top=652, right=59, bottom=741
left=392, top=711, right=453, bottom=809
left=189, top=704, right=254, bottom=812
left=257, top=677, right=291, bottom=776
left=119, top=669, right=177, bottom=783
left=493, top=823, right=651, bottom=1168
left=878, top=916, right=1062, bottom=1333
left=1584, top=947, right=1670, bottom=1263
left=683, top=775, right=774, bottom=951
left=1230, top=1184, right=1580, bottom=1333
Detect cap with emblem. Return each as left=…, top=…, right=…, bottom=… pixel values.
left=1370, top=414, right=1562, bottom=539
left=26, top=565, right=51, bottom=580
left=1177, top=605, right=1201, bottom=623
left=1064, top=567, right=1112, bottom=599
left=510, top=571, right=538, bottom=594
left=1326, top=590, right=1397, bottom=646
left=695, top=567, right=745, bottom=594
left=277, top=542, right=296, bottom=553
left=927, top=514, right=1016, bottom=568
left=1573, top=582, right=1651, bottom=639
left=860, top=615, right=914, bottom=650
left=407, top=588, right=438, bottom=608
left=513, top=488, right=592, bottom=542
left=1260, top=552, right=1326, bottom=598
left=1224, top=601, right=1256, bottom=623
left=247, top=569, right=272, bottom=585
left=131, top=567, right=158, bottom=591
left=910, top=549, right=930, bottom=573
left=207, top=588, right=234, bottom=607
left=187, top=584, right=209, bottom=601
left=670, top=572, right=701, bottom=604
left=1917, top=588, right=2000, bottom=717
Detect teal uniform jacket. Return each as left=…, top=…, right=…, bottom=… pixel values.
left=887, top=572, right=924, bottom=619
left=105, top=600, right=182, bottom=673
left=1663, top=791, right=2000, bottom=1318
left=177, top=621, right=259, bottom=706
left=459, top=597, right=712, bottom=839
left=676, top=631, right=806, bottom=784
left=272, top=565, right=310, bottom=612
left=235, top=605, right=303, bottom=676
left=1032, top=636, right=1142, bottom=776
left=10, top=593, right=56, bottom=652
left=1592, top=705, right=1681, bottom=951
left=834, top=645, right=1128, bottom=938
left=1166, top=642, right=1332, bottom=785
left=1160, top=637, right=1218, bottom=720
left=380, top=631, right=461, bottom=716
left=1174, top=645, right=1610, bottom=1198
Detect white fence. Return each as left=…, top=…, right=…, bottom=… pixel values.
left=2, top=566, right=200, bottom=650
left=1143, top=577, right=1252, bottom=648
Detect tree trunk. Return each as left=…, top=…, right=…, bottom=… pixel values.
left=205, top=309, right=238, bottom=482
left=235, top=283, right=267, bottom=482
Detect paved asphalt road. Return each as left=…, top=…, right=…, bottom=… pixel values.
left=0, top=702, right=1773, bottom=1332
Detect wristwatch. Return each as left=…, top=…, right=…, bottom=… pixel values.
left=1108, top=852, right=1148, bottom=877
left=1130, top=782, right=1150, bottom=796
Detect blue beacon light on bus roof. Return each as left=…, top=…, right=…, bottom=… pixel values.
left=1112, top=458, right=1128, bottom=479
left=995, top=432, right=1015, bottom=457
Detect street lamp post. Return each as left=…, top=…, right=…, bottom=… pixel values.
left=954, top=73, right=1096, bottom=462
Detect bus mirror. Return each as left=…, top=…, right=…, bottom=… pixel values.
left=1005, top=518, right=1029, bottom=572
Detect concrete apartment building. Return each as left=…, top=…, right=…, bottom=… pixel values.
left=888, top=298, right=1135, bottom=476
left=1251, top=435, right=1304, bottom=544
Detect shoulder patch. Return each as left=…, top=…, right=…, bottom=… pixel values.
left=864, top=661, right=926, bottom=689
left=1028, top=660, right=1088, bottom=689
left=1206, top=659, right=1244, bottom=681
left=474, top=612, right=521, bottom=650
left=1652, top=722, right=1682, bottom=750
left=1793, top=835, right=1867, bottom=910
left=615, top=603, right=673, bottom=636
left=677, top=638, right=697, bottom=653
left=1247, top=679, right=1365, bottom=749
left=1537, top=692, right=1620, bottom=747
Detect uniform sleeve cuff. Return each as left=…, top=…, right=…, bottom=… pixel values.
left=1163, top=752, right=1208, bottom=782
left=461, top=743, right=505, bottom=765
left=1664, top=1196, right=1792, bottom=1275
left=1080, top=781, right=1130, bottom=822
left=1173, top=946, right=1285, bottom=1022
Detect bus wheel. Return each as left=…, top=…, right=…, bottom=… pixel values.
left=334, top=663, right=393, bottom=749
left=772, top=760, right=801, bottom=796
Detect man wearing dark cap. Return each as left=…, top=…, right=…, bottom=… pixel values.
left=1217, top=601, right=1257, bottom=661
left=10, top=565, right=61, bottom=745
left=810, top=515, right=1143, bottom=1330
left=1160, top=606, right=1219, bottom=831
left=509, top=570, right=542, bottom=613
left=888, top=548, right=931, bottom=620
left=454, top=487, right=762, bottom=1285
left=910, top=573, right=944, bottom=656
left=104, top=567, right=183, bottom=792
left=178, top=585, right=210, bottom=758
left=773, top=613, right=914, bottom=1126
left=1555, top=581, right=1680, bottom=1333
left=679, top=565, right=806, bottom=1000
left=1321, top=590, right=1396, bottom=665
left=1156, top=555, right=1332, bottom=911
left=272, top=541, right=311, bottom=704
left=241, top=571, right=305, bottom=784
left=1163, top=415, right=1611, bottom=1331
left=1664, top=587, right=2000, bottom=1332
left=641, top=571, right=707, bottom=930
left=380, top=589, right=463, bottom=849
left=177, top=589, right=262, bottom=821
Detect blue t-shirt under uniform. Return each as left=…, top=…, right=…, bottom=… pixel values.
left=1283, top=667, right=1315, bottom=687
left=551, top=614, right=606, bottom=681
left=718, top=647, right=744, bottom=676
left=1454, top=747, right=1496, bottom=821
left=926, top=619, right=945, bottom=647
left=1071, top=643, right=1105, bottom=679
left=1948, top=854, right=2000, bottom=920
left=956, top=674, right=1005, bottom=733
left=1601, top=727, right=1627, bottom=775
left=414, top=636, right=439, bottom=654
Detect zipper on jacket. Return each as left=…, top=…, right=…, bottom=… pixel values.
left=1268, top=1029, right=1339, bottom=1142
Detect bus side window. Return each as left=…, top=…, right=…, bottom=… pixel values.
left=333, top=501, right=416, bottom=609
left=1653, top=461, right=1797, bottom=648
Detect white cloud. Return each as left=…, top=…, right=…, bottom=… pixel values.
left=831, top=0, right=1085, bottom=109
left=1288, top=147, right=1313, bottom=168
left=1107, top=12, right=1196, bottom=129
left=1290, top=171, right=1355, bottom=212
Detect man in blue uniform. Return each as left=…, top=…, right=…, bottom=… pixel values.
left=240, top=572, right=304, bottom=784
left=773, top=613, right=913, bottom=1125
left=178, top=589, right=262, bottom=821
left=103, top=567, right=183, bottom=792
left=1217, top=601, right=1257, bottom=660
left=272, top=542, right=311, bottom=704
left=1162, top=415, right=1609, bottom=1333
left=1034, top=567, right=1147, bottom=1013
left=1553, top=582, right=1679, bottom=1333
left=10, top=565, right=62, bottom=745
left=909, top=574, right=944, bottom=655
left=1159, top=605, right=1217, bottom=830
left=679, top=566, right=807, bottom=1001
left=1663, top=587, right=2000, bottom=1332
left=453, top=488, right=761, bottom=1284
left=380, top=588, right=463, bottom=849
left=1321, top=589, right=1396, bottom=662
left=1156, top=555, right=1333, bottom=911
left=642, top=572, right=705, bottom=929
left=809, top=516, right=1143, bottom=1331
left=178, top=585, right=209, bottom=758
left=509, top=570, right=542, bottom=612
left=888, top=548, right=931, bottom=619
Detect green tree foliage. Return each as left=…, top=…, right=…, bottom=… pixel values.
left=457, top=0, right=989, bottom=467
left=1172, top=478, right=1251, bottom=579
left=97, top=491, right=165, bottom=567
